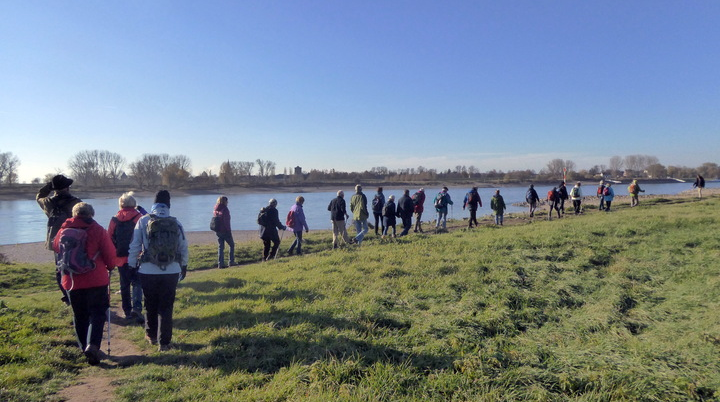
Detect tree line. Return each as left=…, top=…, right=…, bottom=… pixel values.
left=0, top=149, right=717, bottom=188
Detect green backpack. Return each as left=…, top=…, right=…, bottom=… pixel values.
left=142, top=215, right=180, bottom=269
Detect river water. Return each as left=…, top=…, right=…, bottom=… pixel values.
left=1, top=181, right=714, bottom=245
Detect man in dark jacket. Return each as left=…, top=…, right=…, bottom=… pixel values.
left=37, top=174, right=82, bottom=305
left=396, top=189, right=414, bottom=236
left=558, top=182, right=569, bottom=215
left=525, top=184, right=539, bottom=217
left=463, top=187, right=483, bottom=228
left=259, top=199, right=286, bottom=261
left=328, top=190, right=352, bottom=248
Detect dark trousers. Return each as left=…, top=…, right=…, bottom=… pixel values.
left=373, top=212, right=384, bottom=234
left=559, top=199, right=566, bottom=214
left=605, top=201, right=612, bottom=211
left=399, top=215, right=412, bottom=236
left=573, top=200, right=582, bottom=214
left=68, top=285, right=109, bottom=350
left=468, top=209, right=478, bottom=227
left=216, top=231, right=235, bottom=265
left=140, top=273, right=179, bottom=346
left=262, top=239, right=280, bottom=260
left=382, top=217, right=396, bottom=236
left=598, top=197, right=606, bottom=210
left=288, top=230, right=303, bottom=255
left=119, top=263, right=143, bottom=316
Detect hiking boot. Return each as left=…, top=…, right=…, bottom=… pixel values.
left=84, top=344, right=101, bottom=365
left=159, top=344, right=171, bottom=352
left=218, top=264, right=228, bottom=269
left=133, top=312, right=145, bottom=325
left=61, top=295, right=70, bottom=306
left=145, top=335, right=158, bottom=345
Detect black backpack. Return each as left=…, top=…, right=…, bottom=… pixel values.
left=257, top=208, right=269, bottom=227
left=111, top=217, right=136, bottom=257
left=372, top=195, right=383, bottom=212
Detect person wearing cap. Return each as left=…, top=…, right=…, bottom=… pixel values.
left=490, top=189, right=506, bottom=225
left=258, top=198, right=287, bottom=260
left=350, top=184, right=369, bottom=245
left=412, top=188, right=426, bottom=233
left=597, top=180, right=606, bottom=211
left=37, top=174, right=83, bottom=305
left=327, top=190, right=352, bottom=248
left=128, top=190, right=189, bottom=352
left=628, top=179, right=644, bottom=207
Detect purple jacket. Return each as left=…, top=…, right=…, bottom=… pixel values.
left=287, top=203, right=309, bottom=232
left=213, top=203, right=232, bottom=233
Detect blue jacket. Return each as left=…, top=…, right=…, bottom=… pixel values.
left=128, top=203, right=189, bottom=275
left=603, top=186, right=615, bottom=202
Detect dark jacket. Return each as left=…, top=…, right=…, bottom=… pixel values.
left=213, top=203, right=232, bottom=233
left=463, top=190, right=482, bottom=210
left=37, top=183, right=82, bottom=250
left=396, top=194, right=414, bottom=219
left=259, top=206, right=285, bottom=241
left=53, top=217, right=117, bottom=290
left=491, top=195, right=506, bottom=215
left=371, top=192, right=385, bottom=214
left=412, top=191, right=426, bottom=213
left=558, top=185, right=569, bottom=200
left=328, top=196, right=348, bottom=221
left=382, top=200, right=397, bottom=225
left=525, top=187, right=539, bottom=203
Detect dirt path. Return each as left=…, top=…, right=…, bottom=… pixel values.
left=56, top=303, right=144, bottom=402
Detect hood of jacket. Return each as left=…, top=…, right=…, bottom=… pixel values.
left=116, top=207, right=142, bottom=223
left=150, top=203, right=170, bottom=217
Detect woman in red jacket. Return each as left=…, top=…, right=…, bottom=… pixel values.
left=54, top=202, right=117, bottom=365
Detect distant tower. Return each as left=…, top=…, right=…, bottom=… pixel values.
left=294, top=166, right=302, bottom=175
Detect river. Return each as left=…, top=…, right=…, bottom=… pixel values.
left=1, top=181, right=714, bottom=245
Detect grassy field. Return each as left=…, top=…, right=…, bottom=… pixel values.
left=2, top=196, right=720, bottom=401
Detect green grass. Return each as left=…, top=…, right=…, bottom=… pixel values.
left=2, top=196, right=720, bottom=401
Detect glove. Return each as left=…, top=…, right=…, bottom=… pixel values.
left=180, top=266, right=187, bottom=281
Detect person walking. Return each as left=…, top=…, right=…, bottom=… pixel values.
left=628, top=179, right=645, bottom=207
left=547, top=186, right=561, bottom=220
left=558, top=182, right=569, bottom=215
left=412, top=188, right=426, bottom=233
left=37, top=174, right=83, bottom=305
left=108, top=192, right=145, bottom=324
left=286, top=196, right=309, bottom=256
left=434, top=187, right=453, bottom=231
left=128, top=190, right=189, bottom=352
left=212, top=196, right=236, bottom=268
left=490, top=189, right=506, bottom=225
left=350, top=184, right=369, bottom=245
left=258, top=199, right=287, bottom=260
left=371, top=187, right=385, bottom=235
left=603, top=183, right=615, bottom=212
left=597, top=180, right=606, bottom=211
left=396, top=189, right=414, bottom=236
left=54, top=202, right=117, bottom=365
left=381, top=195, right=397, bottom=238
left=525, top=184, right=539, bottom=217
left=693, top=174, right=705, bottom=198
left=328, top=190, right=352, bottom=248
left=463, top=186, right=482, bottom=228
left=571, top=182, right=583, bottom=214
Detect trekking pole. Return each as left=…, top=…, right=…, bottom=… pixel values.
left=106, top=270, right=112, bottom=357
left=274, top=229, right=285, bottom=260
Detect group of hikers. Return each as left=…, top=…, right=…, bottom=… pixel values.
left=36, top=172, right=709, bottom=366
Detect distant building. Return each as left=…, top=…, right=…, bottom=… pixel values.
left=294, top=166, right=302, bottom=175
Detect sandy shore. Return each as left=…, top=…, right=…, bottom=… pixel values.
left=0, top=230, right=261, bottom=265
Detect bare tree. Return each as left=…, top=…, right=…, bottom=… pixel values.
left=69, top=150, right=100, bottom=185
left=98, top=151, right=125, bottom=185
left=236, top=161, right=254, bottom=177
left=161, top=155, right=192, bottom=188
left=609, top=156, right=624, bottom=176
left=255, top=159, right=276, bottom=178
left=545, top=159, right=569, bottom=178
left=646, top=163, right=667, bottom=178
left=129, top=154, right=169, bottom=188
left=697, top=162, right=720, bottom=179
left=0, top=151, right=20, bottom=185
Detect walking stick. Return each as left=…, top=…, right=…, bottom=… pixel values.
left=274, top=229, right=285, bottom=260
left=106, top=271, right=112, bottom=357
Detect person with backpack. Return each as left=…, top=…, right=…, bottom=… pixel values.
left=37, top=174, right=83, bottom=305
left=570, top=182, right=583, bottom=214
left=412, top=188, right=426, bottom=233
left=108, top=192, right=145, bottom=325
left=328, top=190, right=352, bottom=249
left=433, top=186, right=454, bottom=231
left=603, top=183, right=615, bottom=212
left=490, top=189, right=506, bottom=225
left=463, top=187, right=482, bottom=228
left=127, top=190, right=189, bottom=352
left=547, top=187, right=560, bottom=220
left=381, top=194, right=397, bottom=238
left=258, top=198, right=287, bottom=260
left=211, top=196, right=235, bottom=268
left=596, top=180, right=606, bottom=211
left=371, top=187, right=385, bottom=236
left=286, top=196, right=309, bottom=256
left=557, top=182, right=569, bottom=215
left=53, top=202, right=117, bottom=365
left=525, top=184, right=539, bottom=218
left=350, top=184, right=369, bottom=245
left=396, top=189, right=414, bottom=236
left=693, top=174, right=705, bottom=198
left=628, top=179, right=645, bottom=207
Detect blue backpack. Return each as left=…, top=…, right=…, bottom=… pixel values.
left=56, top=228, right=98, bottom=275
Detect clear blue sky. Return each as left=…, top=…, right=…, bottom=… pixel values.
left=2, top=1, right=719, bottom=183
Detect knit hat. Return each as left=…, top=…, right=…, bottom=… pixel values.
left=154, top=190, right=171, bottom=207
left=51, top=175, right=73, bottom=190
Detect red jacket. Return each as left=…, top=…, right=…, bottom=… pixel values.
left=107, top=207, right=143, bottom=267
left=54, top=217, right=117, bottom=290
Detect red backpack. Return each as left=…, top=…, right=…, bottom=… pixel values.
left=547, top=190, right=556, bottom=201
